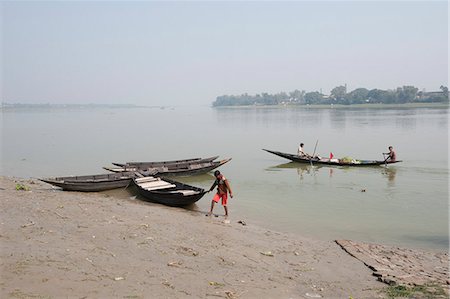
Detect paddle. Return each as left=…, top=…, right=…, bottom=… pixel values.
left=310, top=139, right=319, bottom=167
left=382, top=152, right=390, bottom=166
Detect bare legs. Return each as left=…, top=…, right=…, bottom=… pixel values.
left=224, top=205, right=228, bottom=218
left=208, top=200, right=228, bottom=218
left=208, top=200, right=216, bottom=215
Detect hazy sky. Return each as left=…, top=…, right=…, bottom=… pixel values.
left=2, top=1, right=448, bottom=105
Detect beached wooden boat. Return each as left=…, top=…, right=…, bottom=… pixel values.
left=263, top=149, right=402, bottom=166
left=105, top=158, right=232, bottom=176
left=40, top=172, right=139, bottom=192
left=133, top=176, right=207, bottom=207
left=111, top=156, right=219, bottom=168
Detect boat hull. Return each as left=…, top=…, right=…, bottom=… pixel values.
left=112, top=156, right=219, bottom=168
left=133, top=177, right=207, bottom=207
left=263, top=149, right=402, bottom=166
left=106, top=158, right=232, bottom=176
left=40, top=172, right=137, bottom=192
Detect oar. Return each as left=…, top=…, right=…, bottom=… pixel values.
left=310, top=139, right=319, bottom=167
left=382, top=153, right=390, bottom=167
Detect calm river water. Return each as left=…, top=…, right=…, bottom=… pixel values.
left=1, top=105, right=448, bottom=250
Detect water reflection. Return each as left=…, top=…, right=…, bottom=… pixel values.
left=328, top=107, right=429, bottom=131
left=214, top=107, right=325, bottom=129
left=269, top=161, right=398, bottom=186
left=268, top=162, right=321, bottom=181
left=382, top=167, right=397, bottom=187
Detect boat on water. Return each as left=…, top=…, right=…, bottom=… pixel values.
left=263, top=149, right=402, bottom=166
left=104, top=158, right=232, bottom=176
left=40, top=171, right=139, bottom=192
left=133, top=176, right=207, bottom=207
left=111, top=156, right=219, bottom=168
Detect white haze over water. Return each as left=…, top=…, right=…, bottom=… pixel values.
left=2, top=1, right=448, bottom=106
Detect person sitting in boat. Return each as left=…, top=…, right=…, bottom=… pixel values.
left=384, top=146, right=397, bottom=162
left=297, top=143, right=311, bottom=158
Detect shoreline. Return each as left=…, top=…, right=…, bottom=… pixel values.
left=1, top=176, right=448, bottom=298
left=212, top=102, right=449, bottom=109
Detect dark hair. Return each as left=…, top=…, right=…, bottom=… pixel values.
left=300, top=143, right=304, bottom=147
left=214, top=170, right=221, bottom=176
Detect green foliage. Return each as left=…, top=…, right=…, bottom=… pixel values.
left=347, top=88, right=370, bottom=104
left=385, top=284, right=447, bottom=299
left=386, top=285, right=413, bottom=298
left=304, top=91, right=323, bottom=104
left=15, top=183, right=29, bottom=191
left=440, top=85, right=448, bottom=97
left=330, top=85, right=347, bottom=100
left=212, top=85, right=448, bottom=106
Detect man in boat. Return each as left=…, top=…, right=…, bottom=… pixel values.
left=297, top=143, right=311, bottom=158
left=384, top=146, right=397, bottom=162
left=207, top=170, right=233, bottom=218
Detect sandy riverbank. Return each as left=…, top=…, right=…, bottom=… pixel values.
left=0, top=177, right=446, bottom=298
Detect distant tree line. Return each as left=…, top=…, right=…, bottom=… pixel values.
left=212, top=85, right=449, bottom=107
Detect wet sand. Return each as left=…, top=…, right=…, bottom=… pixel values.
left=0, top=176, right=441, bottom=298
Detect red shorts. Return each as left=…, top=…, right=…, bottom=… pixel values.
left=213, top=193, right=228, bottom=206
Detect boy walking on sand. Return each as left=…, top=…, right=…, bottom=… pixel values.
left=207, top=170, right=233, bottom=218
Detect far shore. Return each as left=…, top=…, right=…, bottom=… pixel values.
left=213, top=102, right=449, bottom=109
left=1, top=176, right=448, bottom=299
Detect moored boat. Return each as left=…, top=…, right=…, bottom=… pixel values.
left=112, top=156, right=219, bottom=168
left=105, top=158, right=232, bottom=176
left=263, top=149, right=402, bottom=166
left=133, top=176, right=207, bottom=207
left=40, top=172, right=139, bottom=192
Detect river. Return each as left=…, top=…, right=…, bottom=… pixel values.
left=1, top=104, right=448, bottom=250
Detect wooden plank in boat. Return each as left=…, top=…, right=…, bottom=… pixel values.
left=139, top=180, right=170, bottom=188
left=168, top=190, right=199, bottom=195
left=145, top=184, right=176, bottom=191
left=135, top=177, right=158, bottom=183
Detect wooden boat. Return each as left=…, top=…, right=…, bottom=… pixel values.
left=40, top=172, right=139, bottom=192
left=112, top=156, right=219, bottom=168
left=263, top=149, right=402, bottom=166
left=105, top=158, right=232, bottom=176
left=133, top=176, right=207, bottom=207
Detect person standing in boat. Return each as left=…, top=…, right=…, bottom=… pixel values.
left=384, top=146, right=397, bottom=162
left=207, top=170, right=233, bottom=218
